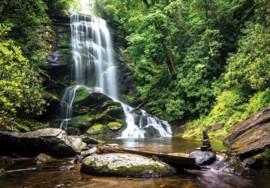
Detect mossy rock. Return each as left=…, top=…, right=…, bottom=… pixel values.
left=70, top=115, right=94, bottom=126
left=107, top=122, right=123, bottom=130
left=74, top=88, right=89, bottom=103
left=0, top=169, right=6, bottom=178
left=134, top=110, right=142, bottom=115
left=87, top=124, right=104, bottom=134
left=81, top=153, right=176, bottom=177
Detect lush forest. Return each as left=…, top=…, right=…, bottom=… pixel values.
left=0, top=0, right=74, bottom=131
left=1, top=0, right=270, bottom=139
left=92, top=0, right=270, bottom=138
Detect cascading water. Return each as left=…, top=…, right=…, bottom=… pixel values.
left=59, top=12, right=172, bottom=138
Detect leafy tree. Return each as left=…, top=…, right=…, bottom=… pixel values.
left=0, top=25, right=47, bottom=119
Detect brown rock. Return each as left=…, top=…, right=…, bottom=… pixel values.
left=223, top=106, right=270, bottom=157
left=34, top=153, right=56, bottom=164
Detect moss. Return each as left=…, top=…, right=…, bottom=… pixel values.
left=87, top=124, right=104, bottom=134
left=135, top=110, right=142, bottom=115
left=50, top=119, right=62, bottom=129
left=60, top=33, right=70, bottom=47
left=67, top=127, right=78, bottom=135
left=74, top=88, right=89, bottom=103
left=254, top=148, right=270, bottom=167
left=107, top=122, right=123, bottom=130
left=72, top=115, right=94, bottom=122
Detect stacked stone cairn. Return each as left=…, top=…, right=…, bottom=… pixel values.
left=201, top=131, right=212, bottom=151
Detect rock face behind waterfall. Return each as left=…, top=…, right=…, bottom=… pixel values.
left=81, top=153, right=176, bottom=177
left=224, top=106, right=270, bottom=157
left=66, top=90, right=125, bottom=139
left=0, top=129, right=84, bottom=157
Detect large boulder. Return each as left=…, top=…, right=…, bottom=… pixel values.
left=65, top=90, right=126, bottom=139
left=189, top=150, right=216, bottom=165
left=0, top=128, right=84, bottom=157
left=81, top=153, right=176, bottom=177
left=224, top=106, right=270, bottom=157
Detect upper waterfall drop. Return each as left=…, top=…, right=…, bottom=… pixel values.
left=59, top=12, right=172, bottom=138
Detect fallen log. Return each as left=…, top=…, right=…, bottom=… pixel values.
left=97, top=147, right=201, bottom=170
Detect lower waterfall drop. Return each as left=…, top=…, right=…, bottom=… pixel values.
left=59, top=12, right=172, bottom=138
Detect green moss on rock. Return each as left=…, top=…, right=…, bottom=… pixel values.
left=107, top=122, right=123, bottom=130
left=87, top=124, right=104, bottom=134
left=81, top=153, right=176, bottom=177
left=74, top=88, right=89, bottom=103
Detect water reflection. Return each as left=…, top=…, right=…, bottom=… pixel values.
left=106, top=138, right=228, bottom=153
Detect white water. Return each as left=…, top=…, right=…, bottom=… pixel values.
left=59, top=13, right=172, bottom=138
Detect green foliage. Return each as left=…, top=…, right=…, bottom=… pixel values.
left=1, top=0, right=51, bottom=67
left=0, top=38, right=47, bottom=117
left=225, top=23, right=270, bottom=90
left=93, top=0, right=257, bottom=123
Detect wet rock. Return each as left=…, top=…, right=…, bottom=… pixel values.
left=68, top=136, right=87, bottom=150
left=59, top=166, right=75, bottom=171
left=214, top=156, right=245, bottom=176
left=34, top=153, right=56, bottom=164
left=87, top=144, right=97, bottom=148
left=0, top=128, right=81, bottom=157
left=0, top=169, right=7, bottom=178
left=81, top=147, right=97, bottom=158
left=0, top=156, right=12, bottom=169
left=104, top=144, right=119, bottom=148
left=71, top=136, right=103, bottom=145
left=242, top=157, right=257, bottom=168
left=224, top=106, right=270, bottom=157
left=81, top=153, right=176, bottom=177
left=74, top=155, right=84, bottom=163
left=189, top=150, right=216, bottom=165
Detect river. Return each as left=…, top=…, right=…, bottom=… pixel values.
left=1, top=138, right=270, bottom=188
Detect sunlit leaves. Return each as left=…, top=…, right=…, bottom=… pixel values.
left=0, top=39, right=47, bottom=117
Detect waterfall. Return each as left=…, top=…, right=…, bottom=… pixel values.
left=59, top=12, right=172, bottom=138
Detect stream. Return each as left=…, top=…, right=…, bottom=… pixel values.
left=1, top=138, right=270, bottom=188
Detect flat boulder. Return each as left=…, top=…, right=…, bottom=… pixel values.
left=0, top=128, right=83, bottom=157
left=189, top=150, right=216, bottom=165
left=81, top=153, right=176, bottom=177
left=224, top=106, right=270, bottom=157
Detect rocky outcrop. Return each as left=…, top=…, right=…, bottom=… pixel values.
left=189, top=150, right=216, bottom=165
left=0, top=129, right=85, bottom=157
left=224, top=106, right=270, bottom=157
left=81, top=153, right=176, bottom=177
left=34, top=153, right=56, bottom=164
left=63, top=90, right=126, bottom=139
